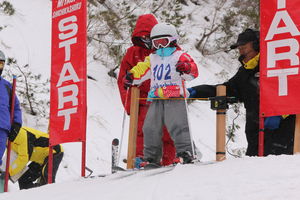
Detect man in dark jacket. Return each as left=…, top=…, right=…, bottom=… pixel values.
left=189, top=29, right=295, bottom=156
left=0, top=50, right=22, bottom=167
left=117, top=14, right=175, bottom=166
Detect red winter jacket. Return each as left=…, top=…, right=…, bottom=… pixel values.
left=117, top=14, right=158, bottom=114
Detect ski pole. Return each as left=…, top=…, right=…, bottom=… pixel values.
left=181, top=79, right=196, bottom=159
left=118, top=88, right=130, bottom=166
left=4, top=75, right=16, bottom=192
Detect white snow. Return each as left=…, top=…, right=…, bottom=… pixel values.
left=0, top=1, right=299, bottom=200
left=2, top=155, right=300, bottom=200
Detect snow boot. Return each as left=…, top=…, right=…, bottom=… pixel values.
left=176, top=151, right=194, bottom=164
left=139, top=158, right=161, bottom=169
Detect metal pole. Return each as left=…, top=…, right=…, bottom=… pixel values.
left=4, top=76, right=16, bottom=192
left=81, top=141, right=86, bottom=177
left=118, top=88, right=130, bottom=166
left=181, top=79, right=196, bottom=159
left=48, top=146, right=53, bottom=184
left=258, top=116, right=265, bottom=156
left=293, top=114, right=300, bottom=154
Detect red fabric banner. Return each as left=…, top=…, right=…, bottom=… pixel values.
left=50, top=0, right=87, bottom=145
left=260, top=0, right=300, bottom=117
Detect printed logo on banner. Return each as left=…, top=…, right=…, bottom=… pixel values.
left=260, top=0, right=300, bottom=116
left=50, top=0, right=87, bottom=145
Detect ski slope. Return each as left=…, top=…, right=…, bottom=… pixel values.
left=2, top=155, right=300, bottom=200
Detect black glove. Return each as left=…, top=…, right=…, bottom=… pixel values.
left=9, top=122, right=21, bottom=141
left=53, top=145, right=61, bottom=153
left=123, top=72, right=133, bottom=89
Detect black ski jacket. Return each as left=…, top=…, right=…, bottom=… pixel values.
left=191, top=62, right=295, bottom=156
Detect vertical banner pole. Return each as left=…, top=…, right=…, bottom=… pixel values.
left=81, top=141, right=86, bottom=177
left=4, top=76, right=16, bottom=192
left=293, top=114, right=300, bottom=153
left=258, top=116, right=265, bottom=156
left=216, top=85, right=226, bottom=161
left=48, top=146, right=53, bottom=184
left=126, top=87, right=140, bottom=169
left=81, top=0, right=87, bottom=178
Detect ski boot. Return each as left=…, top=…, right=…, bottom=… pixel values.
left=176, top=151, right=194, bottom=164
left=139, top=158, right=161, bottom=169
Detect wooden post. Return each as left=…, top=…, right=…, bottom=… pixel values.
left=126, top=87, right=140, bottom=169
left=216, top=85, right=226, bottom=161
left=293, top=114, right=300, bottom=154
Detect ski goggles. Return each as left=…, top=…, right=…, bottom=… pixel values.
left=152, top=36, right=177, bottom=49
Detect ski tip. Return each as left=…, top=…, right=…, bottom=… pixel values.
left=112, top=166, right=126, bottom=172
left=112, top=138, right=119, bottom=146
left=144, top=163, right=161, bottom=170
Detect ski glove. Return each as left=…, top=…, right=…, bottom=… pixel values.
left=9, top=122, right=21, bottom=141
left=264, top=116, right=282, bottom=130
left=176, top=62, right=191, bottom=75
left=123, top=72, right=133, bottom=89
left=187, top=88, right=197, bottom=98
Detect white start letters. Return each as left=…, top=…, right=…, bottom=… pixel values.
left=57, top=15, right=79, bottom=130
left=265, top=0, right=300, bottom=96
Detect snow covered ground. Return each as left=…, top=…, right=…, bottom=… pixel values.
left=2, top=155, right=300, bottom=200
left=1, top=1, right=299, bottom=200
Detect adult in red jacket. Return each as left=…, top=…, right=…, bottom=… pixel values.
left=117, top=14, right=175, bottom=166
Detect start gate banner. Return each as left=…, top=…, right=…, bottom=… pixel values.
left=260, top=0, right=300, bottom=117
left=50, top=0, right=87, bottom=145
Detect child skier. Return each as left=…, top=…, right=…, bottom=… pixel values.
left=125, top=23, right=199, bottom=166
left=118, top=14, right=176, bottom=166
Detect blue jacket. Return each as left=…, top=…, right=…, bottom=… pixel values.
left=0, top=77, right=22, bottom=131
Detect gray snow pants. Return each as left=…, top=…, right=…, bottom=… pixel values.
left=143, top=99, right=192, bottom=164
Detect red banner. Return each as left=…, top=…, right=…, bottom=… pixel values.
left=50, top=0, right=87, bottom=145
left=260, top=0, right=300, bottom=117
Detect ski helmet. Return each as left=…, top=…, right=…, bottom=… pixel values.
left=150, top=23, right=179, bottom=39
left=0, top=50, right=5, bottom=62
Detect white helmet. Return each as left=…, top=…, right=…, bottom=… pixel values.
left=150, top=23, right=179, bottom=39
left=0, top=50, right=5, bottom=62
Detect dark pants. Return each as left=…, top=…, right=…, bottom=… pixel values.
left=264, top=115, right=295, bottom=155
left=245, top=113, right=295, bottom=156
left=18, top=152, right=64, bottom=190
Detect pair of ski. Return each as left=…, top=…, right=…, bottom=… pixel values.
left=110, top=138, right=217, bottom=178
left=111, top=138, right=171, bottom=172
left=107, top=138, right=176, bottom=179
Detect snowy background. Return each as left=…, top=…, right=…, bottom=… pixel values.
left=1, top=0, right=300, bottom=199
